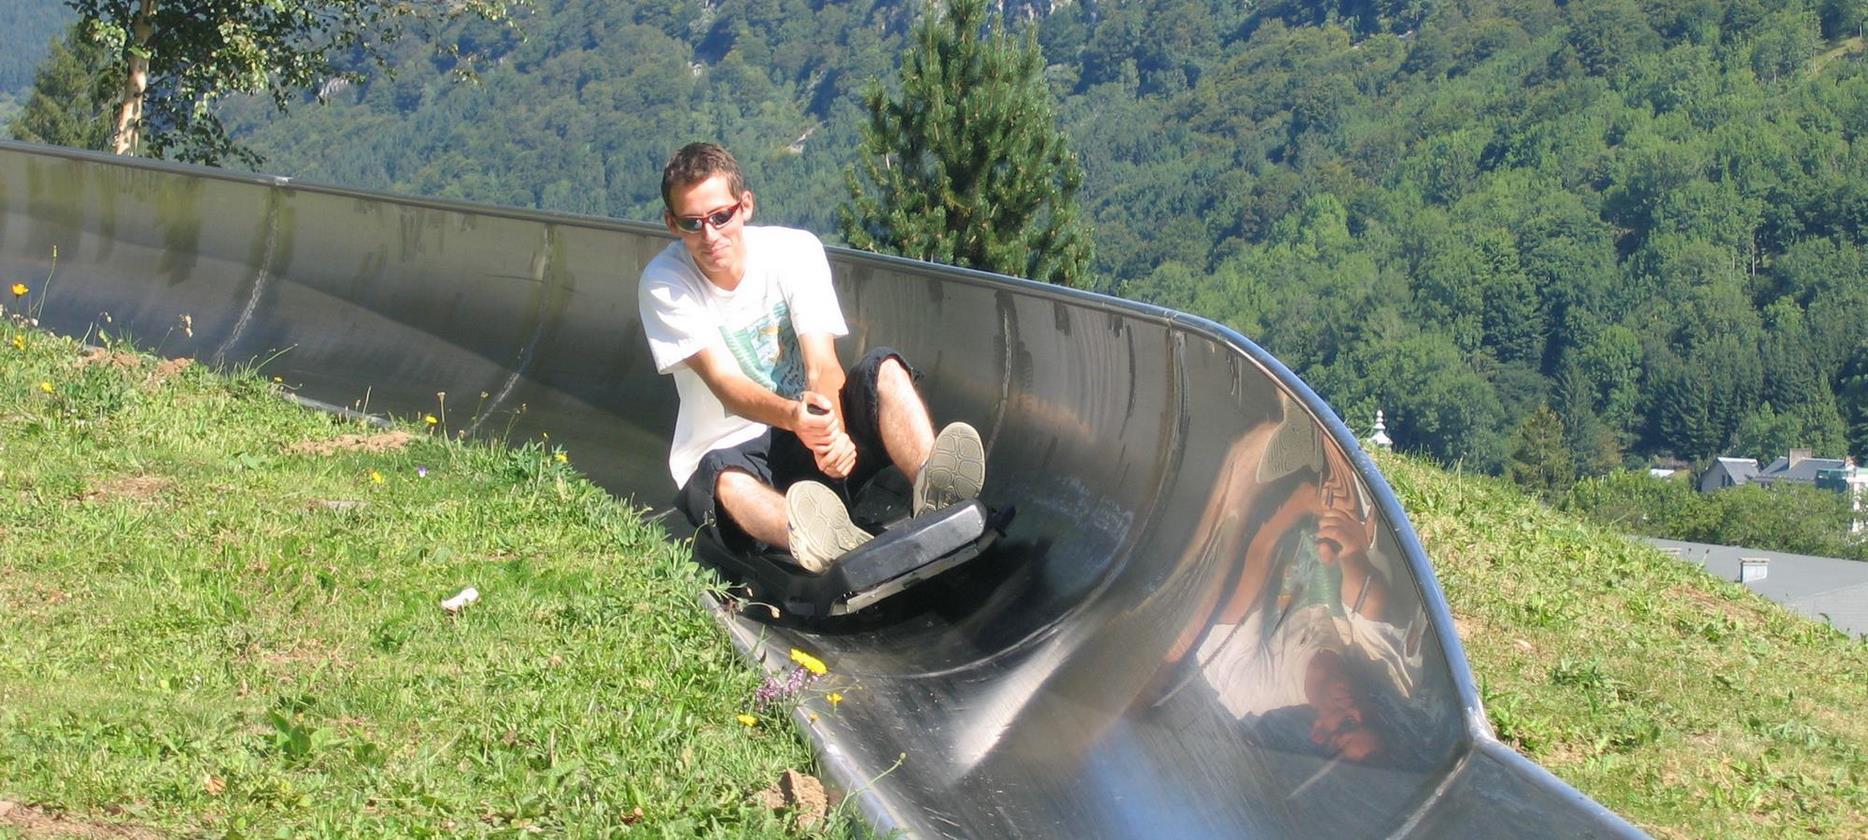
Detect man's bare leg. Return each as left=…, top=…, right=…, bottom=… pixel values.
left=716, top=469, right=790, bottom=549
left=875, top=357, right=936, bottom=480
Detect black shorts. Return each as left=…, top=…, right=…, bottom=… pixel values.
left=676, top=346, right=920, bottom=552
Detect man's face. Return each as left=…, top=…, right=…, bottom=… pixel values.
left=664, top=173, right=753, bottom=287
left=1305, top=651, right=1382, bottom=761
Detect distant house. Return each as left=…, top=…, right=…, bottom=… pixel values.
left=1753, top=448, right=1847, bottom=488
left=1699, top=457, right=1760, bottom=492
left=1816, top=462, right=1868, bottom=535
left=1702, top=449, right=1868, bottom=533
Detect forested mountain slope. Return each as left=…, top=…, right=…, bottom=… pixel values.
left=21, top=0, right=1868, bottom=480
left=0, top=2, right=73, bottom=95
left=0, top=0, right=76, bottom=126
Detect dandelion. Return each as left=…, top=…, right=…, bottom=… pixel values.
left=9, top=283, right=25, bottom=297
left=737, top=714, right=758, bottom=727
left=554, top=451, right=568, bottom=464
left=10, top=336, right=24, bottom=351
left=789, top=648, right=828, bottom=676
left=370, top=470, right=384, bottom=484
left=271, top=376, right=283, bottom=383
left=38, top=381, right=53, bottom=393
left=424, top=414, right=439, bottom=426
left=826, top=692, right=843, bottom=709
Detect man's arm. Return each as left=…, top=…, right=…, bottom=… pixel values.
left=683, top=346, right=827, bottom=434
left=798, top=332, right=846, bottom=416
left=796, top=332, right=856, bottom=478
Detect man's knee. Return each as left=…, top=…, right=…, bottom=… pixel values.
left=876, top=356, right=918, bottom=400
left=715, top=467, right=766, bottom=501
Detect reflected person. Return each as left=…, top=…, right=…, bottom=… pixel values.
left=1158, top=399, right=1419, bottom=765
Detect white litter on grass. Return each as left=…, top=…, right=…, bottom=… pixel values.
left=440, top=586, right=480, bottom=614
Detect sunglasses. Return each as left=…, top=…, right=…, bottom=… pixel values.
left=671, top=201, right=743, bottom=234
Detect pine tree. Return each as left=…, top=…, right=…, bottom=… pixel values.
left=9, top=24, right=114, bottom=152
left=1507, top=404, right=1576, bottom=500
left=840, top=0, right=1094, bottom=289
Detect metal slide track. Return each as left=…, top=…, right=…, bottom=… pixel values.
left=0, top=143, right=1643, bottom=838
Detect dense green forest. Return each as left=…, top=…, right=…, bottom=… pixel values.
left=14, top=0, right=1868, bottom=493
left=0, top=1, right=75, bottom=125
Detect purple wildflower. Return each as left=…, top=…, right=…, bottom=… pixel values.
left=753, top=666, right=821, bottom=711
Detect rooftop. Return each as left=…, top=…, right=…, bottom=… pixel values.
left=1647, top=538, right=1868, bottom=638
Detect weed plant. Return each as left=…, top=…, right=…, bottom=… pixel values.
left=0, top=316, right=848, bottom=837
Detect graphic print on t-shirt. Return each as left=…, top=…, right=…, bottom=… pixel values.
left=721, top=300, right=805, bottom=398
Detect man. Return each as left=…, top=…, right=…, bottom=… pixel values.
left=638, top=142, right=985, bottom=572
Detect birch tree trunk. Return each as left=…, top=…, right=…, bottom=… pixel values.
left=109, top=0, right=157, bottom=155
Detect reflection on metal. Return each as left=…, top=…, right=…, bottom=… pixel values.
left=0, top=142, right=1643, bottom=838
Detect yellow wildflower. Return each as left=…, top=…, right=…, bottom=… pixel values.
left=271, top=376, right=283, bottom=383
left=424, top=414, right=439, bottom=426
left=38, top=381, right=54, bottom=393
left=554, top=451, right=568, bottom=464
left=826, top=692, right=843, bottom=709
left=370, top=470, right=384, bottom=484
left=10, top=336, right=24, bottom=351
left=737, top=714, right=758, bottom=727
left=9, top=283, right=25, bottom=297
left=789, top=648, right=827, bottom=676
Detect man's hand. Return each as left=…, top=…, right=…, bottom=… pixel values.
left=793, top=391, right=840, bottom=450
left=816, top=431, right=858, bottom=479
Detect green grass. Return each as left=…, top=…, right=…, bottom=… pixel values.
left=6, top=312, right=1867, bottom=838
left=1384, top=452, right=1868, bottom=839
left=0, top=320, right=850, bottom=837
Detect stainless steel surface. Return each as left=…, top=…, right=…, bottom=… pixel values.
left=0, top=141, right=1644, bottom=838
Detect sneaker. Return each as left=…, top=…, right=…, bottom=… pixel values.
left=786, top=480, right=872, bottom=573
left=913, top=422, right=986, bottom=517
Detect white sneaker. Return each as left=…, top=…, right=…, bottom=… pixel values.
left=785, top=480, right=872, bottom=573
left=912, top=422, right=986, bottom=517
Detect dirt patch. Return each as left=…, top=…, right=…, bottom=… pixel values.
left=753, top=770, right=830, bottom=828
left=284, top=430, right=414, bottom=457
left=147, top=357, right=192, bottom=385
left=258, top=636, right=348, bottom=672
left=78, top=476, right=175, bottom=504
left=74, top=348, right=142, bottom=372
left=1667, top=584, right=1756, bottom=628
left=0, top=800, right=162, bottom=839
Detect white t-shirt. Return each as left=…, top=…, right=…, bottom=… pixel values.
left=638, top=226, right=849, bottom=487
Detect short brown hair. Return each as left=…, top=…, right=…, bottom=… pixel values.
left=661, top=143, right=746, bottom=210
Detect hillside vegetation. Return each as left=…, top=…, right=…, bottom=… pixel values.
left=193, top=0, right=1868, bottom=481
left=1385, top=450, right=1868, bottom=837
left=1, top=300, right=1864, bottom=835
left=0, top=316, right=851, bottom=836
left=15, top=0, right=1868, bottom=491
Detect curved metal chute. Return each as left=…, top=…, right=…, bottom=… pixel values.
left=0, top=142, right=1642, bottom=838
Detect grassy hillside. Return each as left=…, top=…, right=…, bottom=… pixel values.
left=0, top=315, right=851, bottom=836
left=2, top=302, right=1865, bottom=837
left=1386, top=451, right=1868, bottom=837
